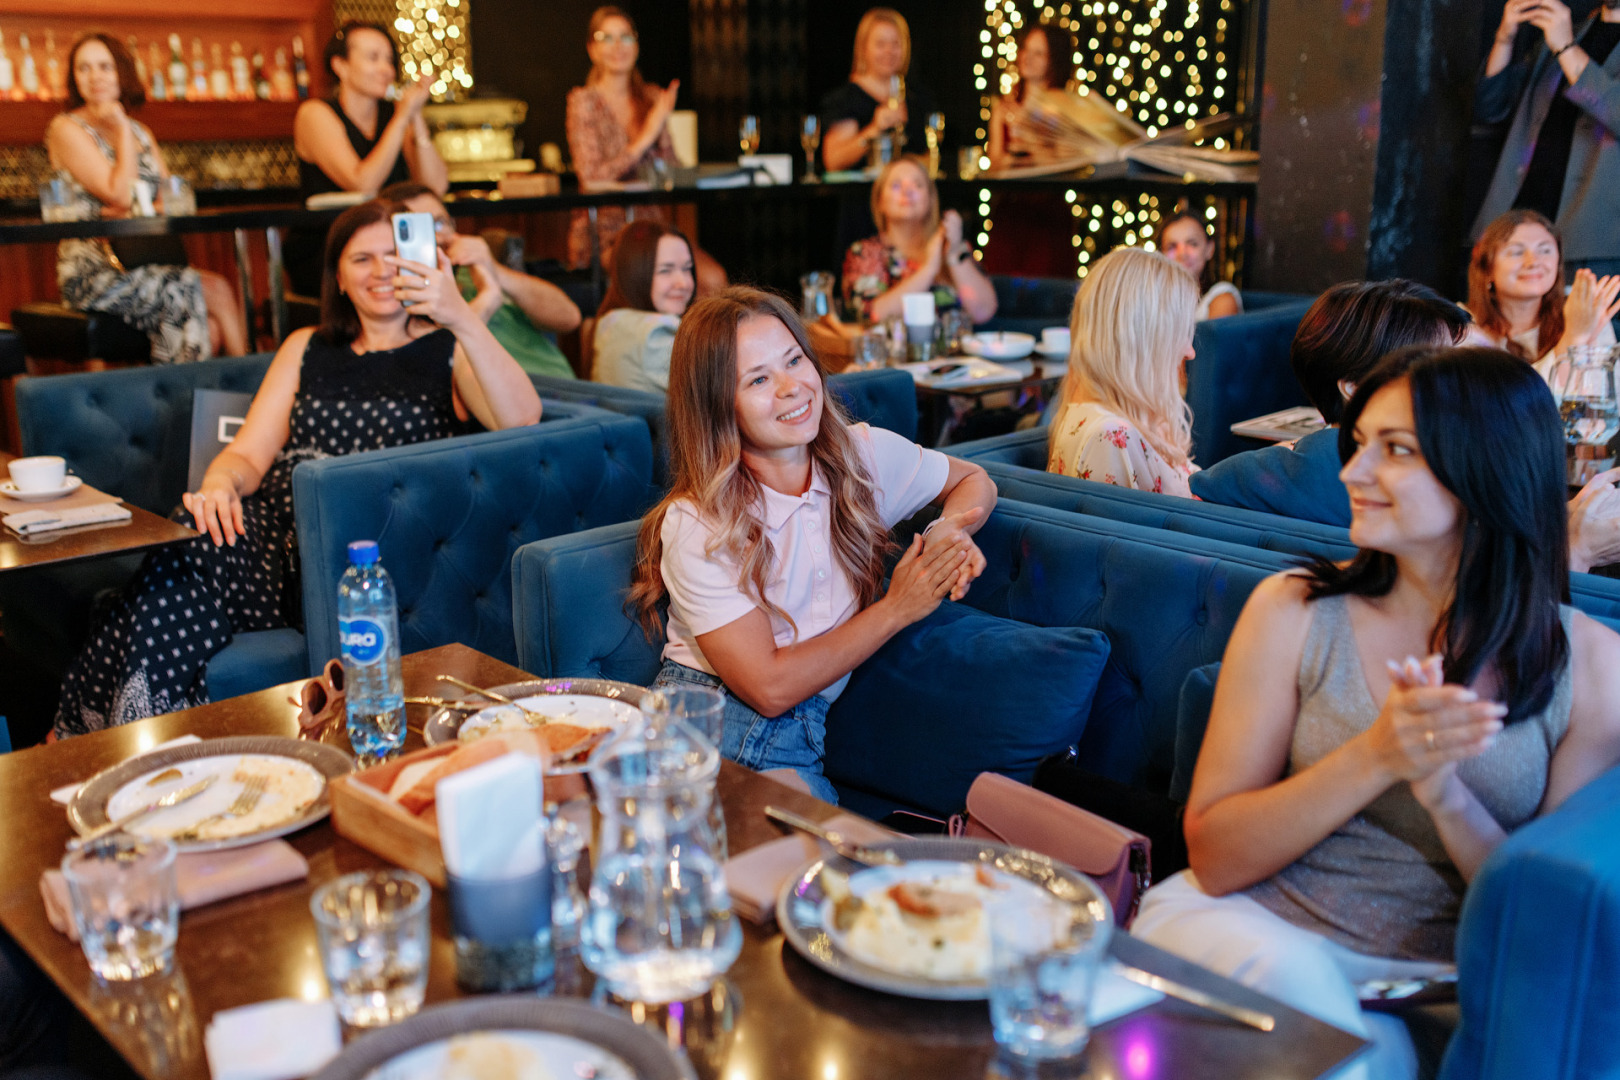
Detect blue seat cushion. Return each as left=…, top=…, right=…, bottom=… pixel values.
left=824, top=600, right=1111, bottom=817
left=205, top=629, right=311, bottom=701
left=1169, top=661, right=1221, bottom=803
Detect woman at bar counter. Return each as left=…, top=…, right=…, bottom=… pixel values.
left=284, top=21, right=449, bottom=296
left=819, top=8, right=938, bottom=174
left=52, top=200, right=540, bottom=738
left=593, top=219, right=694, bottom=392
left=1135, top=346, right=1620, bottom=1080
left=566, top=6, right=726, bottom=296
left=986, top=22, right=1074, bottom=171
left=46, top=33, right=247, bottom=363
left=842, top=156, right=996, bottom=324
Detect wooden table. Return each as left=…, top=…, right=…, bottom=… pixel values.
left=913, top=358, right=1066, bottom=446
left=0, top=452, right=196, bottom=573
left=0, top=644, right=1366, bottom=1080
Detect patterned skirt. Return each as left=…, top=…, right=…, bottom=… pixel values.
left=57, top=239, right=211, bottom=365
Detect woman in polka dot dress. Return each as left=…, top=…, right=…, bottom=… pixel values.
left=53, top=200, right=543, bottom=737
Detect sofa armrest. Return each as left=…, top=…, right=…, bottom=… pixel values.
left=946, top=428, right=1050, bottom=469
left=828, top=368, right=919, bottom=443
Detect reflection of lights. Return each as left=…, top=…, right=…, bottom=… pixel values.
left=822, top=1062, right=838, bottom=1080
left=299, top=976, right=325, bottom=1001
left=135, top=730, right=157, bottom=754
left=1124, top=1033, right=1155, bottom=1078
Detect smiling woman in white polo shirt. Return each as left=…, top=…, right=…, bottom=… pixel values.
left=629, top=286, right=996, bottom=801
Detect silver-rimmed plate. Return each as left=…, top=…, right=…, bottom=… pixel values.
left=776, top=836, right=1111, bottom=1001
left=421, top=678, right=649, bottom=774
left=69, top=736, right=353, bottom=854
left=310, top=998, right=696, bottom=1080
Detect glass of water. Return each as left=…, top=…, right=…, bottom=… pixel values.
left=159, top=175, right=196, bottom=217
left=62, top=835, right=179, bottom=981
left=987, top=895, right=1112, bottom=1062
left=854, top=331, right=889, bottom=370
left=310, top=870, right=430, bottom=1028
left=38, top=176, right=83, bottom=223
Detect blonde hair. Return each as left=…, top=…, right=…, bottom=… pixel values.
left=631, top=287, right=891, bottom=639
left=870, top=156, right=940, bottom=236
left=851, top=8, right=911, bottom=79
left=1051, top=247, right=1198, bottom=470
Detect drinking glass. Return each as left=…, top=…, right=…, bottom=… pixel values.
left=801, top=114, right=822, bottom=183
left=159, top=175, right=195, bottom=217
left=854, top=332, right=889, bottom=370
left=38, top=176, right=83, bottom=223
left=62, top=835, right=179, bottom=981
left=937, top=308, right=973, bottom=355
left=987, top=896, right=1112, bottom=1062
left=643, top=685, right=728, bottom=858
left=310, top=870, right=430, bottom=1028
left=738, top=115, right=761, bottom=157
left=959, top=146, right=983, bottom=180
left=799, top=270, right=835, bottom=320
left=925, top=111, right=946, bottom=178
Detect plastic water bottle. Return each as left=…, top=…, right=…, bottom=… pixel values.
left=338, top=540, right=405, bottom=763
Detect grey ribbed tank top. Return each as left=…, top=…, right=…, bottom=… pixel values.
left=1245, top=593, right=1574, bottom=962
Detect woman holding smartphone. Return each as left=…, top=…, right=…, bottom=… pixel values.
left=54, top=200, right=539, bottom=737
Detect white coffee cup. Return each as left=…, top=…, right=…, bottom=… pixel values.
left=9, top=456, right=66, bottom=493
left=1041, top=327, right=1071, bottom=355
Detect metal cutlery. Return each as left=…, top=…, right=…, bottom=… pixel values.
left=1114, top=963, right=1276, bottom=1032
left=169, top=774, right=269, bottom=844
left=404, top=696, right=484, bottom=710
left=435, top=676, right=550, bottom=724
left=69, top=777, right=215, bottom=850
left=765, top=805, right=901, bottom=867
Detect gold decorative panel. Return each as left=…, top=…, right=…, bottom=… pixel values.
left=0, top=141, right=298, bottom=201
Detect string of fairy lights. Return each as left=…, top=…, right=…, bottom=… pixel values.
left=970, top=0, right=1247, bottom=277
left=392, top=0, right=472, bottom=99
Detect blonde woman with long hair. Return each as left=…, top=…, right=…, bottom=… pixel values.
left=631, top=287, right=996, bottom=801
left=1047, top=247, right=1199, bottom=496
left=819, top=8, right=940, bottom=173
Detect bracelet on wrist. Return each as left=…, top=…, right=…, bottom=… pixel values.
left=1554, top=40, right=1579, bottom=58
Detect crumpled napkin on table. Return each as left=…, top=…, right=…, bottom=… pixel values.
left=204, top=998, right=342, bottom=1080
left=5, top=502, right=132, bottom=535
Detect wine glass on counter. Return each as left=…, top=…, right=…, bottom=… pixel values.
left=925, top=111, right=945, bottom=177
left=739, top=114, right=761, bottom=158
left=800, top=114, right=821, bottom=183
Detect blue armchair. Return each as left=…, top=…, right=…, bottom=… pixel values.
left=1187, top=300, right=1316, bottom=465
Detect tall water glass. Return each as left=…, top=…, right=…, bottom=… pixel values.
left=582, top=716, right=740, bottom=1003
left=62, top=835, right=179, bottom=981
left=739, top=115, right=761, bottom=157
left=310, top=870, right=430, bottom=1028
left=854, top=331, right=889, bottom=370
left=38, top=176, right=82, bottom=222
left=987, top=896, right=1112, bottom=1062
left=801, top=114, right=821, bottom=182
left=159, top=175, right=196, bottom=217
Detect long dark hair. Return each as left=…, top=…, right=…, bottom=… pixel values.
left=1468, top=209, right=1566, bottom=361
left=66, top=32, right=145, bottom=112
left=1306, top=345, right=1570, bottom=722
left=1015, top=23, right=1074, bottom=101
left=598, top=219, right=692, bottom=317
left=318, top=199, right=403, bottom=346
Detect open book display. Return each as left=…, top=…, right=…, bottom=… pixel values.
left=989, top=98, right=1258, bottom=183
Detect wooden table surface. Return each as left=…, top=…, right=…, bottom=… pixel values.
left=0, top=452, right=196, bottom=573
left=0, top=644, right=1366, bottom=1080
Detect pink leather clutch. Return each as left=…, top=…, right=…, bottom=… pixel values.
left=950, top=772, right=1152, bottom=926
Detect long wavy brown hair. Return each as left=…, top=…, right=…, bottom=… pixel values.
left=631, top=287, right=890, bottom=638
left=1468, top=209, right=1565, bottom=361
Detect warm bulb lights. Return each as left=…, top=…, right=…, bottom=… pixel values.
left=393, top=0, right=472, bottom=99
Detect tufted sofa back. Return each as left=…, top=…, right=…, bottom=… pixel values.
left=1187, top=299, right=1315, bottom=465
left=17, top=354, right=275, bottom=515
left=293, top=415, right=653, bottom=671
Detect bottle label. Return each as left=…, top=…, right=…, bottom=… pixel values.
left=339, top=617, right=389, bottom=665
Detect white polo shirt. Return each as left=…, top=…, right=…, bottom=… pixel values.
left=660, top=423, right=951, bottom=703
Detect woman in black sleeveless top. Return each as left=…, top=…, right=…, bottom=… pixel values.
left=54, top=199, right=537, bottom=737
left=285, top=22, right=447, bottom=295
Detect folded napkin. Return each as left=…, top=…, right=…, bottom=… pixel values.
left=724, top=814, right=898, bottom=925
left=205, top=998, right=342, bottom=1080
left=42, top=840, right=309, bottom=941
left=5, top=502, right=133, bottom=536
left=50, top=734, right=203, bottom=805
left=0, top=480, right=118, bottom=516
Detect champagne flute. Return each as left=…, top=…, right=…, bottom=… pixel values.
left=926, top=111, right=945, bottom=150
left=739, top=115, right=761, bottom=158
left=800, top=114, right=821, bottom=183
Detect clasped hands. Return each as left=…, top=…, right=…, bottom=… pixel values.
left=1369, top=655, right=1506, bottom=813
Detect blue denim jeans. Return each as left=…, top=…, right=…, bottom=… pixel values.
left=652, top=660, right=839, bottom=804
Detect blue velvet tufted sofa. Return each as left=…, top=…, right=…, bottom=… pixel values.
left=977, top=279, right=1309, bottom=339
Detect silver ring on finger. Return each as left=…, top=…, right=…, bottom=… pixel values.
left=1425, top=729, right=1436, bottom=751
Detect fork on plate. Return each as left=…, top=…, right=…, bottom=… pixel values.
left=172, top=774, right=268, bottom=842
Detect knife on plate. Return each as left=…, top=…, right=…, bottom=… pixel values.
left=69, top=777, right=216, bottom=850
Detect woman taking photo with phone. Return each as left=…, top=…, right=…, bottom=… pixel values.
left=54, top=200, right=539, bottom=737
left=631, top=287, right=996, bottom=800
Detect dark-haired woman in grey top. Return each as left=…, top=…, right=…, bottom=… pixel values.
left=1133, top=345, right=1620, bottom=1080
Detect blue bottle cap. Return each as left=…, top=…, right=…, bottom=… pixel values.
left=346, top=540, right=380, bottom=566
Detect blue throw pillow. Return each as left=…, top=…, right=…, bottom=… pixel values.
left=823, top=601, right=1111, bottom=817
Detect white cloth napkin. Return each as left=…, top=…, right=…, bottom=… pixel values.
left=436, top=752, right=545, bottom=878
left=5, top=502, right=132, bottom=535
left=204, top=998, right=342, bottom=1080
left=50, top=735, right=203, bottom=805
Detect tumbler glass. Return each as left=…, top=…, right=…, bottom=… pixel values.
left=310, top=870, right=430, bottom=1028
left=987, top=895, right=1112, bottom=1062
left=62, top=835, right=179, bottom=981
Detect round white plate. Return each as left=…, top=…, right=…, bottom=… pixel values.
left=364, top=1029, right=635, bottom=1080
left=421, top=678, right=648, bottom=774
left=457, top=694, right=642, bottom=742
left=962, top=332, right=1036, bottom=361
left=1, top=476, right=83, bottom=502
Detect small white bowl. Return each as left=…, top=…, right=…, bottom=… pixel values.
left=9, top=455, right=66, bottom=493
left=963, top=332, right=1035, bottom=361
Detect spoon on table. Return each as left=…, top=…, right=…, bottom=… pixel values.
left=435, top=676, right=550, bottom=724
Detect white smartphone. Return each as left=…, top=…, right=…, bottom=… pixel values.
left=390, top=211, right=437, bottom=306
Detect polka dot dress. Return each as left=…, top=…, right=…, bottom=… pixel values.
left=53, top=329, right=473, bottom=737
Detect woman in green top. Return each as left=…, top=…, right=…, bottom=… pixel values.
left=384, top=181, right=583, bottom=379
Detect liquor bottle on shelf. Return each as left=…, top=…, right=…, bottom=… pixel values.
left=18, top=33, right=39, bottom=100
left=209, top=43, right=230, bottom=101
left=251, top=47, right=270, bottom=100
left=148, top=41, right=166, bottom=101
left=230, top=42, right=250, bottom=100
left=0, top=28, right=16, bottom=101
left=130, top=36, right=147, bottom=94
left=292, top=36, right=309, bottom=99
left=271, top=47, right=295, bottom=101
left=167, top=34, right=188, bottom=100
left=44, top=29, right=64, bottom=101
left=190, top=39, right=209, bottom=101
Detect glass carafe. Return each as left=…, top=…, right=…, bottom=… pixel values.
left=581, top=716, right=740, bottom=1004
left=1549, top=344, right=1620, bottom=485
left=800, top=271, right=835, bottom=320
